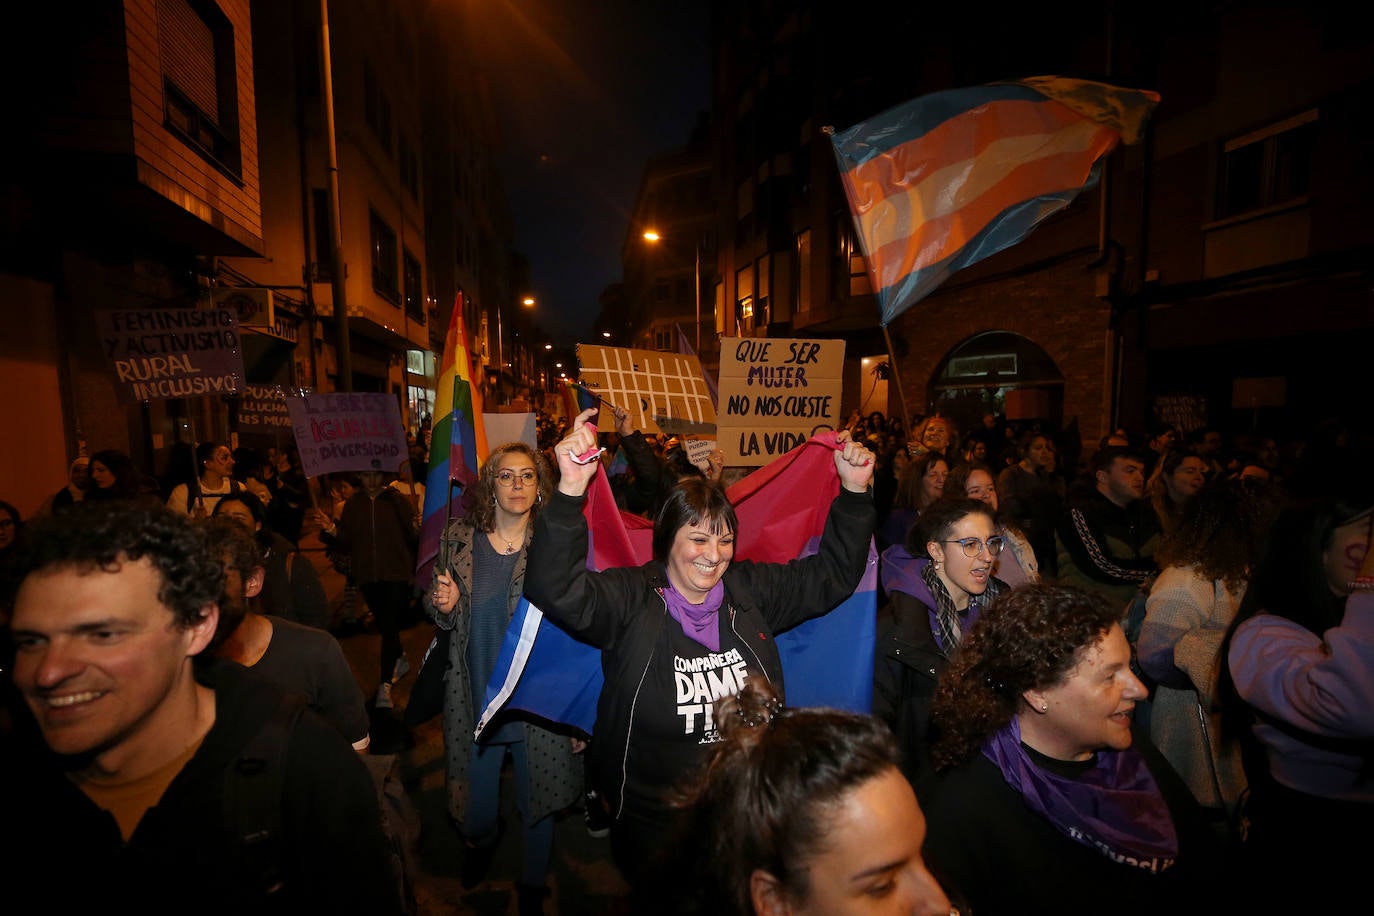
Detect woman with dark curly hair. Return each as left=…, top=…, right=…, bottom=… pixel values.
left=663, top=678, right=958, bottom=916
left=1138, top=476, right=1279, bottom=819
left=424, top=441, right=582, bottom=909
left=922, top=583, right=1223, bottom=916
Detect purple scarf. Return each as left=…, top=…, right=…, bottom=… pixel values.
left=663, top=580, right=725, bottom=652
left=982, top=717, right=1179, bottom=872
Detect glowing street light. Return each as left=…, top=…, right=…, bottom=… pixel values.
left=641, top=228, right=702, bottom=354
left=522, top=296, right=535, bottom=307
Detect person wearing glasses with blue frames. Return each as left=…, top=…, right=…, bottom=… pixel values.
left=874, top=497, right=1010, bottom=784
left=425, top=441, right=583, bottom=911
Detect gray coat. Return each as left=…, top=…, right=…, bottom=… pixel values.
left=424, top=519, right=583, bottom=824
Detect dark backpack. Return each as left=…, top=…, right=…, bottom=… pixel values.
left=225, top=695, right=418, bottom=915
left=223, top=692, right=305, bottom=900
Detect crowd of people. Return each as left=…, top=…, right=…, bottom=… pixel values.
left=1, top=404, right=1369, bottom=914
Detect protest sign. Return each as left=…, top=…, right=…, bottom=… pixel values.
left=576, top=344, right=716, bottom=436
left=286, top=392, right=410, bottom=477
left=233, top=384, right=293, bottom=432
left=96, top=307, right=244, bottom=403
left=717, top=337, right=845, bottom=465
left=682, top=437, right=718, bottom=474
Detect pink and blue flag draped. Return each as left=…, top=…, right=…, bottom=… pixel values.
left=416, top=295, right=489, bottom=586
left=827, top=76, right=1160, bottom=326
left=476, top=431, right=878, bottom=738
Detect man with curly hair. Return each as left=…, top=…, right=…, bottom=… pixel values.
left=1, top=502, right=401, bottom=914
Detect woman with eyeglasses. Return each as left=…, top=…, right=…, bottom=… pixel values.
left=425, top=441, right=583, bottom=910
left=874, top=497, right=1010, bottom=783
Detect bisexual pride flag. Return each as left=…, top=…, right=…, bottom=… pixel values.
left=827, top=76, right=1159, bottom=326
left=476, top=430, right=878, bottom=738
left=417, top=294, right=489, bottom=586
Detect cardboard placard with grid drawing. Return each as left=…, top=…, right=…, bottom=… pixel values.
left=575, top=345, right=717, bottom=436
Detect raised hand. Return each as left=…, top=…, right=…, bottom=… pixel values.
left=554, top=408, right=601, bottom=497
left=833, top=429, right=876, bottom=494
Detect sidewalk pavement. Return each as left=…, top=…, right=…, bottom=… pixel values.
left=299, top=525, right=630, bottom=915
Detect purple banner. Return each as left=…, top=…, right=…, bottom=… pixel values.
left=287, top=392, right=410, bottom=477
left=96, top=307, right=244, bottom=403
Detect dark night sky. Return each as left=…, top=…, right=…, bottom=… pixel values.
left=470, top=0, right=712, bottom=345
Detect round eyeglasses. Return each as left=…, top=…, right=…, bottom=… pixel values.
left=941, top=536, right=1006, bottom=558
left=495, top=469, right=537, bottom=488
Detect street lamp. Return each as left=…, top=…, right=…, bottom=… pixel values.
left=642, top=229, right=702, bottom=354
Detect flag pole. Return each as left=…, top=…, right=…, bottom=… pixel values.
left=882, top=325, right=912, bottom=431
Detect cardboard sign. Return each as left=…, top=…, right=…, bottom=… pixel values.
left=576, top=344, right=716, bottom=436
left=286, top=392, right=410, bottom=477
left=233, top=384, right=293, bottom=431
left=96, top=307, right=244, bottom=403
left=718, top=337, right=845, bottom=465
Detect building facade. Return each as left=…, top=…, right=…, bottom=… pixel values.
left=705, top=2, right=1373, bottom=455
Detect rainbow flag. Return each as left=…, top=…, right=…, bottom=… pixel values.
left=828, top=76, right=1159, bottom=326
left=417, top=294, right=489, bottom=585
left=476, top=430, right=878, bottom=737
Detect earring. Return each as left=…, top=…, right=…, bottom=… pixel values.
left=933, top=560, right=942, bottom=571
left=536, top=492, right=543, bottom=504
left=1040, top=703, right=1048, bottom=712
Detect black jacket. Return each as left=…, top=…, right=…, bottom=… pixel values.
left=3, top=659, right=399, bottom=915
left=1055, top=487, right=1160, bottom=605
left=525, top=486, right=874, bottom=820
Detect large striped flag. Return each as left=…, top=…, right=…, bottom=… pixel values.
left=827, top=76, right=1160, bottom=326
left=417, top=295, right=489, bottom=585
left=475, top=430, right=878, bottom=738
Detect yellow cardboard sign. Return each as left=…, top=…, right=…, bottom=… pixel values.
left=576, top=344, right=717, bottom=436
left=717, top=337, right=845, bottom=465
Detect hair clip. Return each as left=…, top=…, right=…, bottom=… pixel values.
left=735, top=695, right=785, bottom=728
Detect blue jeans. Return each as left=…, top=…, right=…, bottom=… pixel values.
left=463, top=738, right=554, bottom=886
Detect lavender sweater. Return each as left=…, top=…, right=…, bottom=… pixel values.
left=1227, top=591, right=1374, bottom=801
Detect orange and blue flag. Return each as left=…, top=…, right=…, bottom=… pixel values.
left=417, top=294, right=489, bottom=586
left=828, top=76, right=1159, bottom=326
left=476, top=430, right=878, bottom=737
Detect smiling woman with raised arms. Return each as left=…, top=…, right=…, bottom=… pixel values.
left=524, top=407, right=876, bottom=906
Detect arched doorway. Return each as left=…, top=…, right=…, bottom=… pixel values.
left=927, top=331, right=1065, bottom=437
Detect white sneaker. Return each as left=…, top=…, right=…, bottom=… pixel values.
left=391, top=655, right=411, bottom=683
left=375, top=683, right=393, bottom=709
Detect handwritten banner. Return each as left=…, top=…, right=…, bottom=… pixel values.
left=233, top=384, right=293, bottom=431
left=576, top=344, right=716, bottom=436
left=286, top=392, right=410, bottom=477
left=96, top=307, right=244, bottom=403
left=717, top=337, right=845, bottom=465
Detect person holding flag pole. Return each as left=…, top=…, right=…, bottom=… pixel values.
left=526, top=407, right=877, bottom=902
